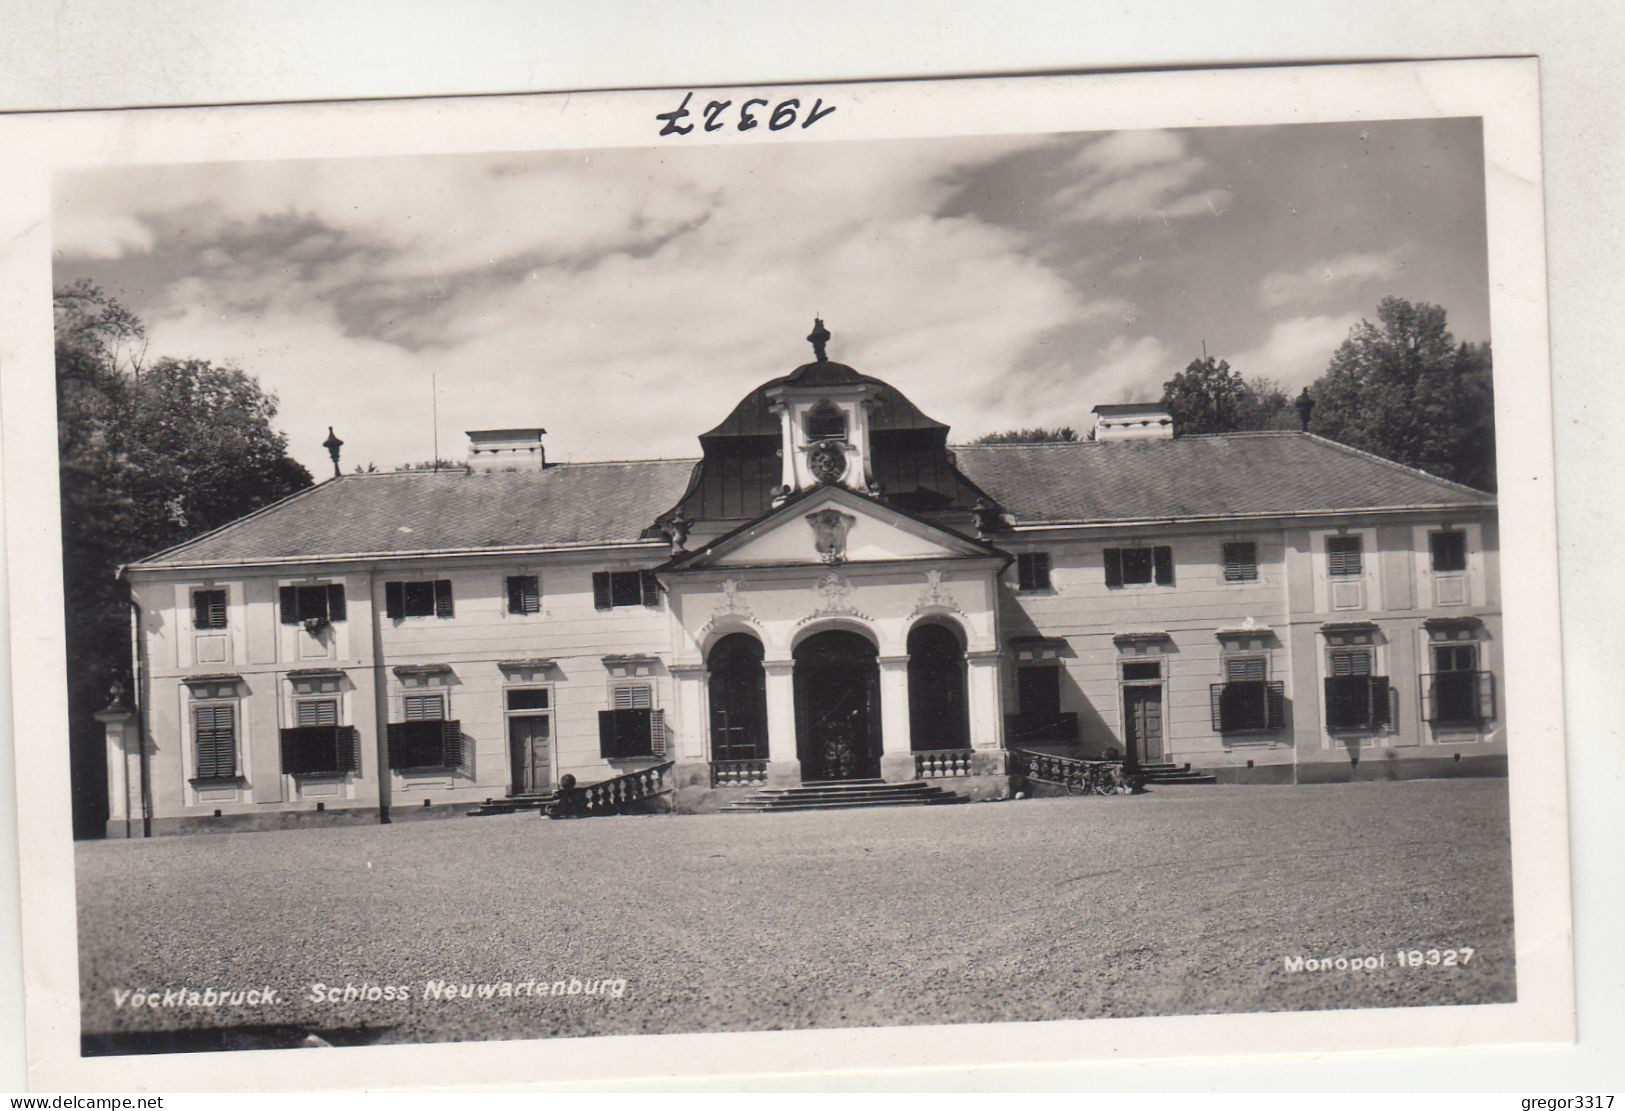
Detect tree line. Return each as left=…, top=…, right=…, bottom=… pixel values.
left=56, top=281, right=313, bottom=836
left=973, top=295, right=1497, bottom=494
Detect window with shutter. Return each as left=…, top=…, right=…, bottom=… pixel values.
left=280, top=584, right=344, bottom=625
left=1017, top=552, right=1052, bottom=592
left=297, top=698, right=338, bottom=728
left=506, top=575, right=541, bottom=615
left=1103, top=548, right=1123, bottom=588
left=404, top=694, right=445, bottom=720
left=1105, top=546, right=1171, bottom=587
left=1222, top=542, right=1258, bottom=583
left=595, top=571, right=657, bottom=610
left=641, top=570, right=661, bottom=608
left=385, top=580, right=451, bottom=618
left=1327, top=536, right=1363, bottom=577
left=1225, top=656, right=1267, bottom=682
left=192, top=704, right=237, bottom=779
left=280, top=722, right=358, bottom=775
left=1430, top=531, right=1467, bottom=573
left=193, top=589, right=228, bottom=630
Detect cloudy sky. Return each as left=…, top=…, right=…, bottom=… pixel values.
left=52, top=117, right=1489, bottom=476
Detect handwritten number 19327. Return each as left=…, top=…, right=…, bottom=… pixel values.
left=657, top=92, right=836, bottom=136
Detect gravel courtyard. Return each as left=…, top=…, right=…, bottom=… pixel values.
left=75, top=779, right=1515, bottom=1053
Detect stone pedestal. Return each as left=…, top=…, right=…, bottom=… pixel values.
left=97, top=703, right=139, bottom=839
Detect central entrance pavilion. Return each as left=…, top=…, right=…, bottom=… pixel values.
left=645, top=320, right=1019, bottom=810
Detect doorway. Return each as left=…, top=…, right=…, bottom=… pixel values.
left=907, top=621, right=969, bottom=750
left=793, top=630, right=881, bottom=780
left=1121, top=660, right=1164, bottom=766
left=506, top=687, right=553, bottom=794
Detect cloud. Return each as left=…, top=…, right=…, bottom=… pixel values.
left=1257, top=249, right=1404, bottom=308
left=86, top=134, right=1141, bottom=474
left=1229, top=313, right=1360, bottom=389
left=1050, top=130, right=1230, bottom=224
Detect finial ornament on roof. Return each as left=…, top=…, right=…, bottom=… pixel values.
left=807, top=317, right=831, bottom=362
left=322, top=426, right=344, bottom=478
left=1294, top=387, right=1315, bottom=432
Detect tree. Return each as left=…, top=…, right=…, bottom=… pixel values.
left=1307, top=297, right=1495, bottom=491
left=1161, top=355, right=1250, bottom=435
left=55, top=283, right=314, bottom=837
left=968, top=427, right=1079, bottom=445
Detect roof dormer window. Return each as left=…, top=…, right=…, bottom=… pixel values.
left=806, top=401, right=847, bottom=442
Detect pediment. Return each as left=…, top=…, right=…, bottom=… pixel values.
left=665, top=485, right=1003, bottom=571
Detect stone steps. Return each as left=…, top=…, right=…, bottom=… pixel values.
left=1135, top=761, right=1218, bottom=785
left=467, top=793, right=556, bottom=817
left=722, top=778, right=968, bottom=813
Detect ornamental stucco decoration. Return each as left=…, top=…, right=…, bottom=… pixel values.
left=910, top=568, right=967, bottom=618
left=805, top=507, right=857, bottom=565
left=699, top=577, right=761, bottom=638
left=798, top=570, right=872, bottom=625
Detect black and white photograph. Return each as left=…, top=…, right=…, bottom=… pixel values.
left=0, top=58, right=1574, bottom=1090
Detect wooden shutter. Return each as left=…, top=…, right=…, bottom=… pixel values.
left=1153, top=546, right=1174, bottom=585
left=194, top=590, right=226, bottom=630
left=1208, top=684, right=1225, bottom=732
left=337, top=726, right=361, bottom=773
left=641, top=570, right=661, bottom=608
left=279, top=586, right=298, bottom=624
left=297, top=699, right=338, bottom=727
left=193, top=705, right=235, bottom=779
left=649, top=710, right=667, bottom=757
left=598, top=710, right=620, bottom=757
left=434, top=579, right=454, bottom=617
left=1266, top=681, right=1285, bottom=730
left=326, top=584, right=346, bottom=622
left=1103, top=549, right=1123, bottom=588
left=387, top=722, right=405, bottom=768
left=1225, top=656, right=1266, bottom=682
left=385, top=581, right=405, bottom=619
left=613, top=684, right=652, bottom=709
left=592, top=572, right=613, bottom=611
left=1330, top=649, right=1371, bottom=676
left=1328, top=536, right=1362, bottom=576
left=508, top=575, right=540, bottom=615
left=441, top=720, right=464, bottom=766
left=404, top=694, right=444, bottom=720
left=1223, top=542, right=1256, bottom=582
left=1369, top=678, right=1392, bottom=728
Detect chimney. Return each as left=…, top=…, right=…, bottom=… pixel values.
left=466, top=428, right=548, bottom=472
left=1091, top=403, right=1174, bottom=443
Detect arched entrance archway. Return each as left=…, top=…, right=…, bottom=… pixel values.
left=907, top=621, right=970, bottom=750
left=708, top=633, right=768, bottom=762
left=794, top=629, right=881, bottom=781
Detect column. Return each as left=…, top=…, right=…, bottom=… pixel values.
left=762, top=659, right=801, bottom=785
left=877, top=654, right=915, bottom=782
left=964, top=650, right=1009, bottom=777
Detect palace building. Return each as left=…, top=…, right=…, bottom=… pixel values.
left=103, top=321, right=1503, bottom=836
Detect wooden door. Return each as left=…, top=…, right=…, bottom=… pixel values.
left=508, top=716, right=552, bottom=795
left=1124, top=685, right=1164, bottom=765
